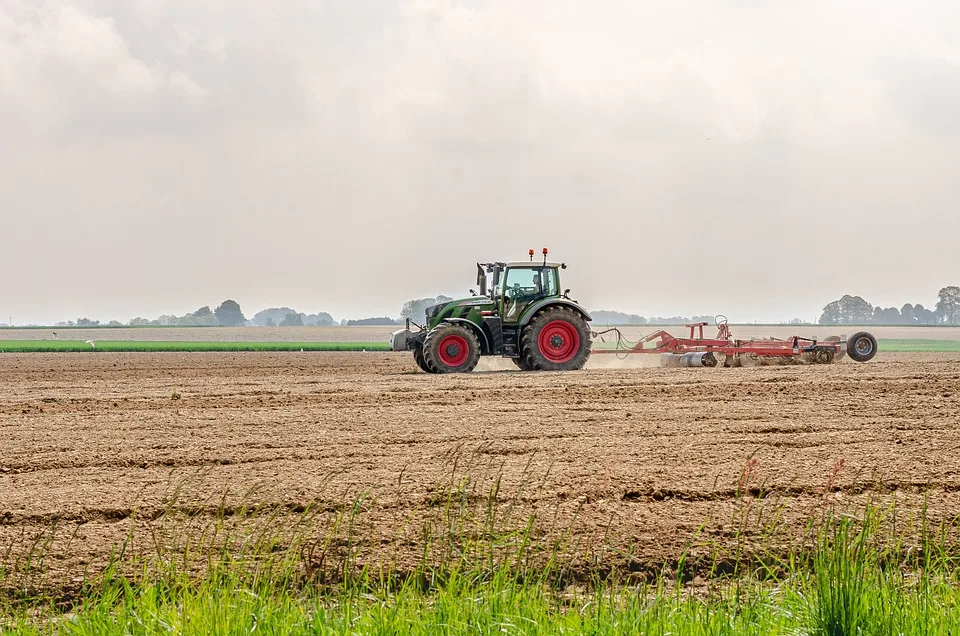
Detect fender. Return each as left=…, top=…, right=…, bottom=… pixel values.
left=440, top=318, right=491, bottom=354
left=519, top=299, right=592, bottom=327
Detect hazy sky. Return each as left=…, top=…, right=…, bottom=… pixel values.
left=2, top=1, right=959, bottom=325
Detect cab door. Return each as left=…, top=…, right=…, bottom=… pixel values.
left=500, top=267, right=549, bottom=325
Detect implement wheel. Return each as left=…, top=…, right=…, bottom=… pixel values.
left=413, top=347, right=436, bottom=373
left=814, top=349, right=835, bottom=364
left=847, top=331, right=878, bottom=363
left=519, top=307, right=592, bottom=371
left=422, top=323, right=481, bottom=373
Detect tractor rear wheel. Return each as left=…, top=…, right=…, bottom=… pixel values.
left=422, top=323, right=481, bottom=373
left=846, top=331, right=878, bottom=362
left=413, top=347, right=436, bottom=373
left=519, top=307, right=591, bottom=371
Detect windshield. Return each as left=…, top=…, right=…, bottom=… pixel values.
left=502, top=267, right=558, bottom=299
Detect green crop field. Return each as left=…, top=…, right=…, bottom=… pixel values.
left=0, top=340, right=391, bottom=353
left=877, top=339, right=960, bottom=352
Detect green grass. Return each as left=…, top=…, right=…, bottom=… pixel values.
left=877, top=339, right=960, bottom=352
left=5, top=506, right=960, bottom=635
left=0, top=340, right=390, bottom=353
left=1, top=452, right=958, bottom=634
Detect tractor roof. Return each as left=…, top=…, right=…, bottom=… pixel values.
left=505, top=261, right=564, bottom=268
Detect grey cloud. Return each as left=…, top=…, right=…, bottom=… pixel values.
left=2, top=0, right=959, bottom=324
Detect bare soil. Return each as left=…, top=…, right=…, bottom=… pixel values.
left=1, top=351, right=959, bottom=594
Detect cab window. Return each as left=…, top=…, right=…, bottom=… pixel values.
left=502, top=267, right=557, bottom=300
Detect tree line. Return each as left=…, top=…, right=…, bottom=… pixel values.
left=51, top=296, right=453, bottom=328
left=819, top=286, right=960, bottom=325
left=37, top=287, right=960, bottom=329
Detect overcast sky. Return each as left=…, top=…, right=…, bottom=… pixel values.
left=2, top=1, right=958, bottom=325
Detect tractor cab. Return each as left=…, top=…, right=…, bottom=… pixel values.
left=478, top=249, right=568, bottom=325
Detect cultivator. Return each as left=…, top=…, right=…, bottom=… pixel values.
left=592, top=317, right=878, bottom=367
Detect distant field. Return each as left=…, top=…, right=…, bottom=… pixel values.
left=0, top=340, right=390, bottom=353
left=0, top=338, right=957, bottom=353
left=3, top=324, right=960, bottom=344
left=0, top=326, right=398, bottom=343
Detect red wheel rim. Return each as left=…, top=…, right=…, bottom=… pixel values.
left=538, top=320, right=580, bottom=363
left=437, top=334, right=469, bottom=367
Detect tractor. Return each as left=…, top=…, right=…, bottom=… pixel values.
left=390, top=249, right=592, bottom=373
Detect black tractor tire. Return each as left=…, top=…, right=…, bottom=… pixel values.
left=422, top=323, right=481, bottom=374
left=512, top=356, right=534, bottom=371
left=846, top=331, right=878, bottom=363
left=413, top=347, right=436, bottom=373
left=519, top=307, right=592, bottom=372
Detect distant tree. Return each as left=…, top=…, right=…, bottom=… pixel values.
left=214, top=300, right=247, bottom=327
left=76, top=317, right=100, bottom=326
left=819, top=301, right=842, bottom=325
left=129, top=317, right=150, bottom=326
left=251, top=307, right=334, bottom=327
left=400, top=296, right=454, bottom=324
left=936, top=286, right=960, bottom=324
left=178, top=306, right=218, bottom=326
left=914, top=304, right=937, bottom=325
left=302, top=312, right=336, bottom=326
left=107, top=320, right=123, bottom=326
left=591, top=310, right=648, bottom=325
left=901, top=303, right=916, bottom=324
left=279, top=311, right=304, bottom=327
left=819, top=295, right=873, bottom=325
left=872, top=306, right=902, bottom=324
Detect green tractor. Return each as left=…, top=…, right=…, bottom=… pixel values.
left=390, top=249, right=593, bottom=373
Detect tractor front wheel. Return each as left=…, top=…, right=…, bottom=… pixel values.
left=422, top=324, right=481, bottom=373
left=413, top=347, right=436, bottom=373
left=512, top=356, right=533, bottom=371
left=519, top=307, right=591, bottom=371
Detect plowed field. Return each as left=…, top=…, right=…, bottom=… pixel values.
left=2, top=351, right=959, bottom=594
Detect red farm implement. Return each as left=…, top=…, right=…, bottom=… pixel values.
left=592, top=317, right=878, bottom=367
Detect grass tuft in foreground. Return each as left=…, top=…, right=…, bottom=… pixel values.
left=4, top=484, right=960, bottom=634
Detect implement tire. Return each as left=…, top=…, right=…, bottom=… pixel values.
left=846, top=331, right=878, bottom=363
left=413, top=347, right=436, bottom=373
left=422, top=323, right=481, bottom=374
left=520, top=307, right=591, bottom=371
